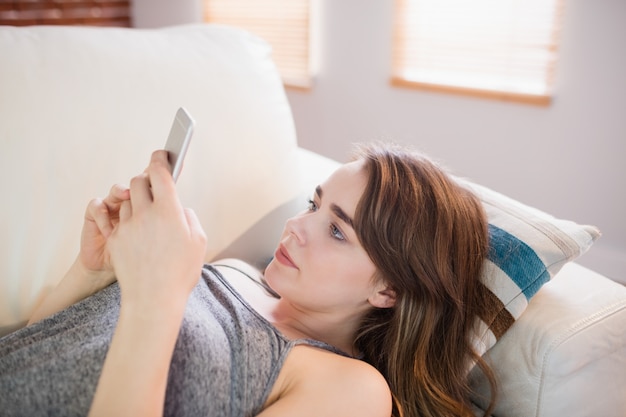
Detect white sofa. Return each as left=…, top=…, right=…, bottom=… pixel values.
left=1, top=24, right=625, bottom=416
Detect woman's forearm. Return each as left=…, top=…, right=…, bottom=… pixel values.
left=88, top=297, right=188, bottom=417
left=27, top=258, right=115, bottom=325
left=87, top=151, right=206, bottom=416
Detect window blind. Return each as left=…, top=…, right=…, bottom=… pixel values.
left=391, top=0, right=564, bottom=105
left=204, top=0, right=311, bottom=89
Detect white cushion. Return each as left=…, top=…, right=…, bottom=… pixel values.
left=457, top=178, right=600, bottom=357
left=0, top=24, right=300, bottom=332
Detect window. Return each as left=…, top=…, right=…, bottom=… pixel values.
left=204, top=0, right=312, bottom=89
left=391, top=0, right=564, bottom=105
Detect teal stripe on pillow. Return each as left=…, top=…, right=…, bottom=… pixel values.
left=487, top=224, right=550, bottom=300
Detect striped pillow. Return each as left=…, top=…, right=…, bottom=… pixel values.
left=457, top=179, right=601, bottom=356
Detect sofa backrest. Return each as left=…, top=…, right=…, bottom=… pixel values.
left=0, top=24, right=300, bottom=331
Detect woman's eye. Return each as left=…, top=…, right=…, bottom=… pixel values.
left=306, top=198, right=344, bottom=241
left=330, top=224, right=345, bottom=241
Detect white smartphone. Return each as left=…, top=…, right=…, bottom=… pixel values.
left=164, top=107, right=195, bottom=182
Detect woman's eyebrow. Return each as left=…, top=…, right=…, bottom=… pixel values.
left=331, top=204, right=354, bottom=230
left=316, top=185, right=354, bottom=229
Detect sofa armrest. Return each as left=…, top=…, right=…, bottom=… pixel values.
left=213, top=147, right=341, bottom=269
left=470, top=262, right=626, bottom=417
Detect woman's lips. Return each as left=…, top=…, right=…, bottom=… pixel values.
left=275, top=244, right=298, bottom=269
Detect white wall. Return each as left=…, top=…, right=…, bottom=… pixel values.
left=132, top=0, right=626, bottom=283
left=131, top=0, right=202, bottom=28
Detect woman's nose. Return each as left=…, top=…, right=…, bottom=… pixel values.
left=284, top=215, right=306, bottom=245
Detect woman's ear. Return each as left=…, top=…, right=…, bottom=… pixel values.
left=369, top=285, right=396, bottom=309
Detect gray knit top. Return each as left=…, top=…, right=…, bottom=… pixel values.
left=0, top=264, right=344, bottom=416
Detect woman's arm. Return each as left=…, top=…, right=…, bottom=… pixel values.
left=88, top=151, right=206, bottom=417
left=28, top=185, right=130, bottom=325
left=88, top=290, right=189, bottom=416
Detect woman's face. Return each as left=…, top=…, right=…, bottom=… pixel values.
left=265, top=160, right=390, bottom=317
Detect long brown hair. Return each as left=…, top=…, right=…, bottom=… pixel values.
left=352, top=143, right=497, bottom=417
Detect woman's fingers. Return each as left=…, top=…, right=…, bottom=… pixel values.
left=86, top=184, right=126, bottom=236
left=119, top=199, right=132, bottom=223
left=85, top=149, right=176, bottom=240
left=118, top=151, right=176, bottom=224
left=145, top=150, right=176, bottom=202
left=85, top=197, right=114, bottom=237
left=101, top=184, right=130, bottom=216
left=128, top=173, right=152, bottom=212
left=86, top=184, right=130, bottom=237
left=184, top=207, right=208, bottom=250
left=105, top=183, right=131, bottom=205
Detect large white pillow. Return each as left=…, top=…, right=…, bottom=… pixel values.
left=0, top=24, right=300, bottom=334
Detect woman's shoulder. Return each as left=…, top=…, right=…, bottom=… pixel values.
left=262, top=345, right=392, bottom=416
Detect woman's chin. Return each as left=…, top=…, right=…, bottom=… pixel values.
left=263, top=260, right=284, bottom=296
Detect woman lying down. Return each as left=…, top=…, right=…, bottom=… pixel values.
left=0, top=143, right=496, bottom=417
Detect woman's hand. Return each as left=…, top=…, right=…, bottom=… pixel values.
left=107, top=150, right=207, bottom=310
left=28, top=181, right=130, bottom=325
left=78, top=184, right=130, bottom=287
left=29, top=150, right=206, bottom=328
